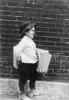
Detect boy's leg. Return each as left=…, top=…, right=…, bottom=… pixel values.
left=18, top=62, right=32, bottom=100
left=18, top=62, right=29, bottom=94
left=28, top=62, right=38, bottom=97
left=29, top=62, right=38, bottom=89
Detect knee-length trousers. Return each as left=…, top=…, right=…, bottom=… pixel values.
left=18, top=61, right=38, bottom=92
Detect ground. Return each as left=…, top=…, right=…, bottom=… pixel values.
left=0, top=81, right=69, bottom=100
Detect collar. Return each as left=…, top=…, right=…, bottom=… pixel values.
left=24, top=36, right=33, bottom=41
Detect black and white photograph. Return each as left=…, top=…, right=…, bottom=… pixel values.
left=0, top=0, right=69, bottom=100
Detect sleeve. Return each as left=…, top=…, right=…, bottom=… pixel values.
left=15, top=39, right=25, bottom=61
left=13, top=46, right=18, bottom=69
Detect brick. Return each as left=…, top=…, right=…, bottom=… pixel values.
left=54, top=4, right=67, bottom=11
left=44, top=4, right=54, bottom=10
left=1, top=29, right=12, bottom=34
left=49, top=64, right=61, bottom=69
left=17, top=16, right=31, bottom=21
left=64, top=19, right=69, bottom=24
left=0, top=24, right=17, bottom=30
left=37, top=45, right=46, bottom=49
left=47, top=46, right=62, bottom=51
left=47, top=37, right=61, bottom=42
left=40, top=41, right=55, bottom=46
left=0, top=10, right=11, bottom=16
left=64, top=28, right=69, bottom=33
left=57, top=14, right=64, bottom=19
left=7, top=2, right=19, bottom=7
left=34, top=36, right=46, bottom=41
left=36, top=31, right=58, bottom=38
left=47, top=73, right=61, bottom=79
left=59, top=33, right=69, bottom=38
left=33, top=0, right=48, bottom=4
left=62, top=47, right=69, bottom=51
left=48, top=0, right=62, bottom=5
left=26, top=12, right=42, bottom=18
left=46, top=23, right=56, bottom=27
left=4, top=0, right=22, bottom=2
left=65, top=14, right=69, bottom=19
left=0, top=0, right=3, bottom=2
left=54, top=69, right=68, bottom=74
left=12, top=11, right=26, bottom=17
left=46, top=32, right=58, bottom=37
left=25, top=3, right=43, bottom=8
left=0, top=1, right=6, bottom=5
left=0, top=20, right=9, bottom=25
left=42, top=18, right=63, bottom=24
left=56, top=42, right=67, bottom=47
left=47, top=69, right=53, bottom=73
left=0, top=6, right=8, bottom=10
left=65, top=24, right=69, bottom=28
left=63, top=38, right=69, bottom=42
left=56, top=23, right=65, bottom=28
left=49, top=28, right=63, bottom=33
left=37, top=27, right=48, bottom=32
left=0, top=15, right=17, bottom=20
left=63, top=51, right=69, bottom=56
left=10, top=20, right=21, bottom=25
left=20, top=7, right=43, bottom=13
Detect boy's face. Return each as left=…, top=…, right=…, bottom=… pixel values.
left=25, top=27, right=35, bottom=39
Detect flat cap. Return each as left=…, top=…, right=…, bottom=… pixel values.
left=20, top=22, right=36, bottom=34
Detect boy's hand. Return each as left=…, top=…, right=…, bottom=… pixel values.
left=17, top=56, right=21, bottom=61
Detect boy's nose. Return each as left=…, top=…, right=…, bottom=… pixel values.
left=33, top=31, right=35, bottom=34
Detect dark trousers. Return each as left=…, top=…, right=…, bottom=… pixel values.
left=18, top=61, right=38, bottom=92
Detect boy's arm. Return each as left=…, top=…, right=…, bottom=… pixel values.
left=15, top=40, right=25, bottom=61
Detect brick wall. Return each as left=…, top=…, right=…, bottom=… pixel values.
left=0, top=0, right=69, bottom=82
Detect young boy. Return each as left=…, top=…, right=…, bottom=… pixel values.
left=15, top=22, right=38, bottom=100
